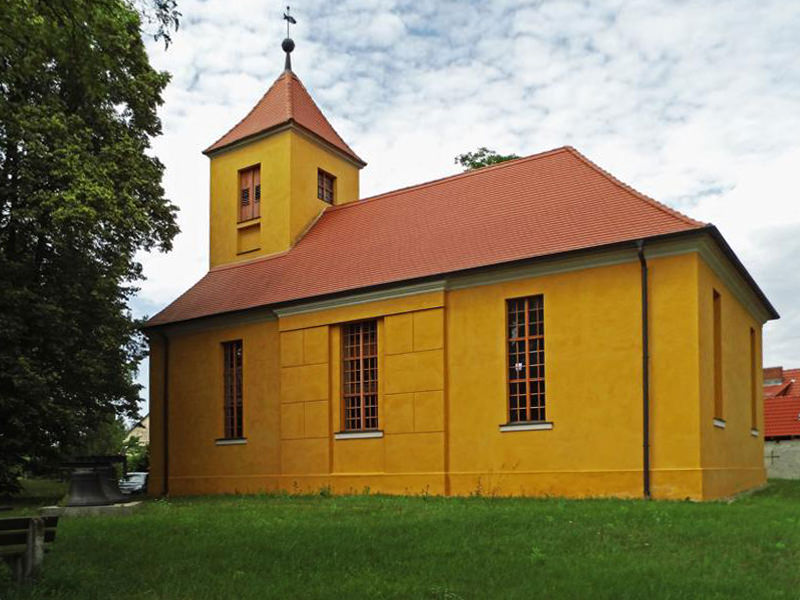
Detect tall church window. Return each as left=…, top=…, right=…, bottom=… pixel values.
left=507, top=296, right=545, bottom=423
left=223, top=340, right=244, bottom=439
left=713, top=290, right=723, bottom=419
left=342, top=320, right=378, bottom=431
left=239, top=165, right=261, bottom=222
left=749, top=327, right=758, bottom=429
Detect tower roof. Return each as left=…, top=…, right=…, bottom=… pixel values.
left=203, top=70, right=365, bottom=166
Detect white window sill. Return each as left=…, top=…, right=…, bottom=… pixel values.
left=499, top=421, right=554, bottom=432
left=334, top=430, right=384, bottom=440
left=750, top=428, right=759, bottom=437
left=713, top=418, right=726, bottom=429
left=215, top=438, right=248, bottom=446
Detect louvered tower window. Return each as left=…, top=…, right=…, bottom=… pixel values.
left=238, top=165, right=261, bottom=222
left=342, top=320, right=378, bottom=430
left=507, top=296, right=546, bottom=423
left=318, top=169, right=335, bottom=204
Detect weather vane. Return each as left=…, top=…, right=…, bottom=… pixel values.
left=283, top=6, right=296, bottom=38
left=281, top=6, right=297, bottom=71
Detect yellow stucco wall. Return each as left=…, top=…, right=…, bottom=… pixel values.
left=209, top=132, right=291, bottom=266
left=697, top=259, right=766, bottom=498
left=148, top=250, right=767, bottom=500
left=150, top=319, right=281, bottom=496
left=446, top=254, right=704, bottom=500
left=208, top=130, right=360, bottom=268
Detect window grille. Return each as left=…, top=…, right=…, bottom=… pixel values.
left=749, top=327, right=757, bottom=428
left=318, top=169, right=335, bottom=204
left=342, top=320, right=378, bottom=430
left=507, top=296, right=545, bottom=422
left=223, top=340, right=243, bottom=438
left=238, top=165, right=261, bottom=222
left=713, top=290, right=722, bottom=418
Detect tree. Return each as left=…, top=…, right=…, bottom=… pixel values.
left=455, top=147, right=520, bottom=171
left=0, top=0, right=179, bottom=493
left=124, top=437, right=150, bottom=472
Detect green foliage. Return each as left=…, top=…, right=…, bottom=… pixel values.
left=134, top=0, right=181, bottom=47
left=454, top=147, right=520, bottom=171
left=67, top=414, right=127, bottom=458
left=0, top=0, right=179, bottom=494
left=124, top=437, right=150, bottom=472
left=2, top=481, right=800, bottom=598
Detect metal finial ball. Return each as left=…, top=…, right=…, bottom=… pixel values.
left=282, top=38, right=295, bottom=53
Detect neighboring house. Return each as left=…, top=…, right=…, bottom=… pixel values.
left=763, top=367, right=800, bottom=478
left=126, top=414, right=150, bottom=445
left=143, top=39, right=778, bottom=501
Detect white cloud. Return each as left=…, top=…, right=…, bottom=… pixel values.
left=134, top=0, right=800, bottom=405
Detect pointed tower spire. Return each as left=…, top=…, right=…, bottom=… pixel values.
left=282, top=6, right=296, bottom=71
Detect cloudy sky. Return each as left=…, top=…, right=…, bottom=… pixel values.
left=134, top=0, right=800, bottom=405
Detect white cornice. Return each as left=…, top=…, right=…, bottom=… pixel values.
left=446, top=247, right=636, bottom=291
left=646, top=235, right=772, bottom=324
left=204, top=121, right=365, bottom=169
left=273, top=280, right=446, bottom=317
left=159, top=307, right=277, bottom=337
left=153, top=230, right=773, bottom=333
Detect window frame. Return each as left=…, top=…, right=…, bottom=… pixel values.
left=222, top=340, right=244, bottom=440
left=505, top=295, right=547, bottom=424
left=341, top=320, right=379, bottom=432
left=317, top=169, right=335, bottom=204
left=712, top=289, right=723, bottom=421
left=238, top=164, right=261, bottom=223
left=749, top=327, right=758, bottom=430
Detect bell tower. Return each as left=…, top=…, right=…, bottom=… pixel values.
left=203, top=12, right=366, bottom=268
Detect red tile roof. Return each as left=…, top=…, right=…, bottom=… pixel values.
left=764, top=367, right=800, bottom=438
left=765, top=396, right=800, bottom=438
left=764, top=367, right=800, bottom=398
left=203, top=70, right=364, bottom=165
left=148, top=146, right=710, bottom=327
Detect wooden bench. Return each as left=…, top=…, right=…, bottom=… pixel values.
left=0, top=516, right=59, bottom=583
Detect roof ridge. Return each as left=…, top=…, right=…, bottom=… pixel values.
left=285, top=70, right=294, bottom=116
left=288, top=72, right=361, bottom=160
left=564, top=147, right=705, bottom=228
left=204, top=72, right=288, bottom=154
left=771, top=381, right=794, bottom=396
left=327, top=146, right=574, bottom=213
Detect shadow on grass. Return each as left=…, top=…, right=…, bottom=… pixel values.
left=0, top=478, right=67, bottom=515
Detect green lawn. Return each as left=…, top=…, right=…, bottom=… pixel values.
left=2, top=481, right=800, bottom=599
left=0, top=479, right=67, bottom=516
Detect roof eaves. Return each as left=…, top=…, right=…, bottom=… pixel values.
left=704, top=225, right=780, bottom=320
left=142, top=227, right=713, bottom=331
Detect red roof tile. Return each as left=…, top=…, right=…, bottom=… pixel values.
left=203, top=70, right=364, bottom=165
left=765, top=395, right=800, bottom=438
left=148, top=147, right=710, bottom=327
left=764, top=367, right=800, bottom=437
left=764, top=367, right=800, bottom=397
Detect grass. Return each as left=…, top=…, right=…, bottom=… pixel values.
left=2, top=481, right=800, bottom=599
left=0, top=479, right=67, bottom=516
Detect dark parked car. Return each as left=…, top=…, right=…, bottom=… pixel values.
left=119, top=472, right=148, bottom=495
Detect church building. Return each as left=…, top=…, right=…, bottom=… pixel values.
left=144, top=36, right=778, bottom=500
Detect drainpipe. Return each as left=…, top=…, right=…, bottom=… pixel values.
left=637, top=240, right=651, bottom=499
left=157, top=329, right=170, bottom=497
